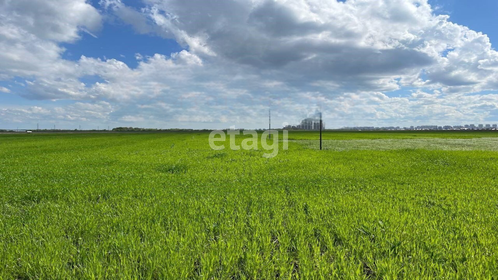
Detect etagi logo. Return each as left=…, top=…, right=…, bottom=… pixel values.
left=209, top=129, right=288, bottom=158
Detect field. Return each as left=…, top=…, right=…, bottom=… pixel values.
left=1, top=131, right=498, bottom=279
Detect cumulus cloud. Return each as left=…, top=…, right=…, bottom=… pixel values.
left=127, top=0, right=498, bottom=93
left=0, top=0, right=101, bottom=78
left=0, top=101, right=113, bottom=124
left=1, top=0, right=101, bottom=42
left=1, top=0, right=498, bottom=128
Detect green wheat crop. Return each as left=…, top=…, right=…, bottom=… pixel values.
left=1, top=131, right=498, bottom=279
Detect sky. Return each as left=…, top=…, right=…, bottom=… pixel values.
left=1, top=0, right=498, bottom=129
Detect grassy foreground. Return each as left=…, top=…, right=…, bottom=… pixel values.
left=1, top=131, right=498, bottom=279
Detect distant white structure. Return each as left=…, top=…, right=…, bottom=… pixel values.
left=285, top=111, right=324, bottom=130
left=26, top=131, right=33, bottom=133
left=297, top=118, right=322, bottom=130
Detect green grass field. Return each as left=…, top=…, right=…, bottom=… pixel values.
left=1, top=131, right=498, bottom=279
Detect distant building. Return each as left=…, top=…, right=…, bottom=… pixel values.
left=338, top=123, right=498, bottom=131
left=418, top=125, right=438, bottom=130
left=296, top=118, right=322, bottom=130
left=284, top=111, right=324, bottom=130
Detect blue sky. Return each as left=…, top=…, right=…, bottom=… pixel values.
left=431, top=0, right=498, bottom=39
left=1, top=0, right=498, bottom=129
left=61, top=21, right=183, bottom=69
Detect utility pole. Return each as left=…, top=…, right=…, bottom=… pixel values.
left=320, top=112, right=323, bottom=151
left=37, top=123, right=39, bottom=131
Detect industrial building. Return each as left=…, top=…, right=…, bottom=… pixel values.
left=284, top=113, right=325, bottom=130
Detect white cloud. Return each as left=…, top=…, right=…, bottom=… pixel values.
left=0, top=0, right=102, bottom=79
left=0, top=86, right=10, bottom=93
left=1, top=0, right=498, bottom=128
left=1, top=0, right=101, bottom=43
left=120, top=115, right=145, bottom=122
left=0, top=101, right=113, bottom=124
left=128, top=0, right=498, bottom=93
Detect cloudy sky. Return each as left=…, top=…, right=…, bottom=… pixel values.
left=1, top=0, right=498, bottom=129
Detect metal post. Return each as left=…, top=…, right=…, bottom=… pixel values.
left=269, top=109, right=272, bottom=140
left=320, top=112, right=323, bottom=150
